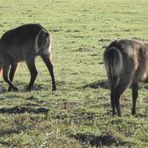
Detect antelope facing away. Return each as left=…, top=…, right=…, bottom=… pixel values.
left=103, top=39, right=148, bottom=116
left=0, top=24, right=56, bottom=92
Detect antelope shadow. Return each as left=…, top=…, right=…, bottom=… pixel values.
left=0, top=106, right=49, bottom=114
left=83, top=80, right=110, bottom=90
left=0, top=125, right=33, bottom=147
left=83, top=80, right=148, bottom=90
left=71, top=133, right=131, bottom=147
left=0, top=125, right=30, bottom=137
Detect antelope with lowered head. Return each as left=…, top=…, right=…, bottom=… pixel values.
left=103, top=39, right=148, bottom=116
left=0, top=24, right=56, bottom=92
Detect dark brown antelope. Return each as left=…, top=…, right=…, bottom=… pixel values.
left=0, top=24, right=56, bottom=92
left=103, top=39, right=148, bottom=116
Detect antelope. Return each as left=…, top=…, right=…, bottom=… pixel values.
left=0, top=24, right=56, bottom=92
left=103, top=39, right=148, bottom=116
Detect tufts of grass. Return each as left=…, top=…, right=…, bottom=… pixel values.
left=0, top=0, right=148, bottom=147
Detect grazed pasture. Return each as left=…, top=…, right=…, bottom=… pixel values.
left=0, top=0, right=148, bottom=147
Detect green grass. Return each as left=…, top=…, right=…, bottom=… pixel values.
left=0, top=0, right=148, bottom=147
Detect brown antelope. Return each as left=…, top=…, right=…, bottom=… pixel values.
left=103, top=39, right=148, bottom=116
left=0, top=24, right=56, bottom=92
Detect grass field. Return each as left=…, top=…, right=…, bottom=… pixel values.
left=0, top=0, right=148, bottom=147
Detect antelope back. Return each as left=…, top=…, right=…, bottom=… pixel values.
left=0, top=24, right=51, bottom=63
left=104, top=39, right=148, bottom=86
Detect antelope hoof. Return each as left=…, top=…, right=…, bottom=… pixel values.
left=26, top=87, right=32, bottom=92
left=13, top=87, right=19, bottom=92
left=8, top=87, right=12, bottom=92
left=132, top=111, right=136, bottom=116
left=52, top=86, right=57, bottom=91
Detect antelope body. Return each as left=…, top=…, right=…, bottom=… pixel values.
left=0, top=24, right=56, bottom=91
left=104, top=39, right=148, bottom=116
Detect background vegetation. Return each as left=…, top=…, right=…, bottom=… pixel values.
left=0, top=0, right=147, bottom=147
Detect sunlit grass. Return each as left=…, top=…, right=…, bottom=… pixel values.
left=0, top=0, right=147, bottom=147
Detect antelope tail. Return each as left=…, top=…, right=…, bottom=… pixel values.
left=103, top=47, right=123, bottom=88
left=35, top=30, right=51, bottom=55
